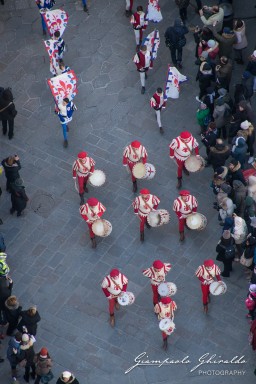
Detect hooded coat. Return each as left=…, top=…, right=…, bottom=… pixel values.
left=231, top=137, right=248, bottom=168
left=164, top=19, right=188, bottom=49
left=208, top=142, right=230, bottom=170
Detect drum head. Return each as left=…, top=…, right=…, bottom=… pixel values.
left=88, top=170, right=106, bottom=187
left=159, top=318, right=175, bottom=332
left=142, top=163, right=156, bottom=180
left=132, top=163, right=146, bottom=179
left=167, top=282, right=177, bottom=296
left=185, top=155, right=204, bottom=173
left=158, top=283, right=169, bottom=297
left=92, top=219, right=112, bottom=237
left=209, top=281, right=227, bottom=296
left=117, top=291, right=135, bottom=306
left=186, top=213, right=207, bottom=230
left=147, top=211, right=161, bottom=227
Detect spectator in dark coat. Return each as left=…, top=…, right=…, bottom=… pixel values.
left=228, top=100, right=255, bottom=139
left=196, top=61, right=213, bottom=99
left=212, top=27, right=237, bottom=59
left=165, top=18, right=188, bottom=69
left=56, top=371, right=80, bottom=384
left=208, top=138, right=230, bottom=171
left=241, top=71, right=254, bottom=101
left=201, top=121, right=217, bottom=164
left=215, top=88, right=234, bottom=111
left=0, top=88, right=17, bottom=140
left=216, top=230, right=235, bottom=277
left=6, top=332, right=22, bottom=380
left=0, top=275, right=13, bottom=328
left=233, top=180, right=247, bottom=217
left=10, top=178, right=29, bottom=217
left=226, top=159, right=247, bottom=187
left=239, top=120, right=255, bottom=164
left=202, top=86, right=215, bottom=117
left=246, top=51, right=256, bottom=92
left=244, top=196, right=256, bottom=236
left=20, top=332, right=36, bottom=383
left=17, top=306, right=41, bottom=336
left=231, top=136, right=248, bottom=169
left=1, top=155, right=21, bottom=192
left=215, top=56, right=232, bottom=91
left=175, top=0, right=190, bottom=22
left=4, top=295, right=22, bottom=336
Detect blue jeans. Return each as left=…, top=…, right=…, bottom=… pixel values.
left=61, top=123, right=68, bottom=141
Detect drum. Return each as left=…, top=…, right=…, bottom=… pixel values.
left=186, top=213, right=207, bottom=231
left=159, top=318, right=175, bottom=335
left=132, top=163, right=146, bottom=179
left=158, top=282, right=177, bottom=297
left=117, top=291, right=135, bottom=306
left=185, top=155, right=205, bottom=173
left=147, top=209, right=170, bottom=227
left=92, top=219, right=112, bottom=237
left=88, top=170, right=106, bottom=187
left=209, top=281, right=227, bottom=296
left=142, top=163, right=156, bottom=180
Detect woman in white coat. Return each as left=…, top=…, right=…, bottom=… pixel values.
left=233, top=19, right=248, bottom=65
left=232, top=214, right=248, bottom=261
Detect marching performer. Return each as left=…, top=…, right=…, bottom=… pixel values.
left=36, top=0, right=55, bottom=35
left=132, top=188, right=160, bottom=242
left=101, top=269, right=128, bottom=327
left=169, top=131, right=200, bottom=189
left=72, top=152, right=95, bottom=205
left=154, top=297, right=177, bottom=350
left=173, top=190, right=198, bottom=242
left=79, top=197, right=106, bottom=248
left=150, top=87, right=166, bottom=134
left=52, top=30, right=66, bottom=60
left=125, top=0, right=133, bottom=17
left=123, top=140, right=148, bottom=192
left=55, top=97, right=77, bottom=148
left=195, top=259, right=222, bottom=314
left=133, top=45, right=151, bottom=94
left=130, top=6, right=148, bottom=50
left=143, top=260, right=172, bottom=305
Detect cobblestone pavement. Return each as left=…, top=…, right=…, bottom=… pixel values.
left=1, top=0, right=256, bottom=383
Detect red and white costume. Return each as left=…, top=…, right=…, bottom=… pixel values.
left=154, top=298, right=177, bottom=340
left=72, top=151, right=95, bottom=194
left=150, top=91, right=166, bottom=129
left=143, top=260, right=171, bottom=305
left=123, top=140, right=147, bottom=182
left=130, top=11, right=148, bottom=45
left=169, top=131, right=199, bottom=179
left=101, top=269, right=128, bottom=315
left=80, top=198, right=106, bottom=239
left=133, top=49, right=151, bottom=88
left=195, top=260, right=221, bottom=305
left=173, top=191, right=198, bottom=233
left=133, top=189, right=160, bottom=232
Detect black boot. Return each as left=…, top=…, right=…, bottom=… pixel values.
left=91, top=237, right=96, bottom=248
left=133, top=180, right=137, bottom=193
left=79, top=193, right=84, bottom=205
left=140, top=231, right=144, bottom=242
left=162, top=338, right=168, bottom=350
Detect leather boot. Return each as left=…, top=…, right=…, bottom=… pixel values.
left=159, top=127, right=164, bottom=134
left=110, top=314, right=115, bottom=327
left=140, top=231, right=144, bottom=242
left=91, top=237, right=96, bottom=248
left=115, top=301, right=120, bottom=310
left=179, top=231, right=185, bottom=242
left=176, top=178, right=182, bottom=189
left=203, top=304, right=208, bottom=314
left=79, top=193, right=84, bottom=205
left=133, top=180, right=137, bottom=193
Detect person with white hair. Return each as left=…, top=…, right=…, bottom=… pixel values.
left=56, top=371, right=80, bottom=384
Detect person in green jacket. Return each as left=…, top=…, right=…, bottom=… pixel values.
left=196, top=102, right=211, bottom=134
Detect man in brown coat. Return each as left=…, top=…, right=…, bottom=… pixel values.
left=212, top=27, right=237, bottom=59
left=216, top=56, right=233, bottom=91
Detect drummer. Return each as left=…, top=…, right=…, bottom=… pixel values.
left=173, top=190, right=198, bottom=242
left=101, top=268, right=128, bottom=327
left=169, top=131, right=200, bottom=189
left=154, top=297, right=177, bottom=350
left=79, top=197, right=106, bottom=248
left=132, top=188, right=160, bottom=242
left=123, top=140, right=148, bottom=192
left=142, top=260, right=172, bottom=306
left=73, top=151, right=95, bottom=205
left=195, top=259, right=222, bottom=314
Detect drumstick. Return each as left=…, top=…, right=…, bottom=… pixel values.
left=213, top=281, right=222, bottom=294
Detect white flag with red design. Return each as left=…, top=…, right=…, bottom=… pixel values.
left=164, top=65, right=188, bottom=99
left=47, top=71, right=78, bottom=105
left=43, top=39, right=59, bottom=75
left=147, top=0, right=163, bottom=23
left=143, top=29, right=160, bottom=68
left=42, top=9, right=68, bottom=37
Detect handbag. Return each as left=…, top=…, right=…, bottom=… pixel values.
left=40, top=370, right=54, bottom=383
left=240, top=252, right=253, bottom=267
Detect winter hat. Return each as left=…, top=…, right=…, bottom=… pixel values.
left=179, top=190, right=190, bottom=196
left=180, top=131, right=191, bottom=140
left=235, top=137, right=246, bottom=147
left=202, top=63, right=211, bottom=71
left=22, top=334, right=29, bottom=342
left=140, top=188, right=150, bottom=195
left=222, top=230, right=231, bottom=240
left=77, top=152, right=87, bottom=159
left=161, top=297, right=172, bottom=304
left=249, top=284, right=256, bottom=293
left=87, top=197, right=98, bottom=207
left=131, top=140, right=141, bottom=148
left=153, top=260, right=164, bottom=269
left=207, top=39, right=215, bottom=48
left=204, top=259, right=214, bottom=268
left=40, top=348, right=48, bottom=358
left=62, top=372, right=72, bottom=379
left=218, top=88, right=227, bottom=97
left=110, top=269, right=119, bottom=278
left=240, top=120, right=250, bottom=130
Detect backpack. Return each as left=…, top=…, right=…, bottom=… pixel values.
left=224, top=244, right=236, bottom=260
